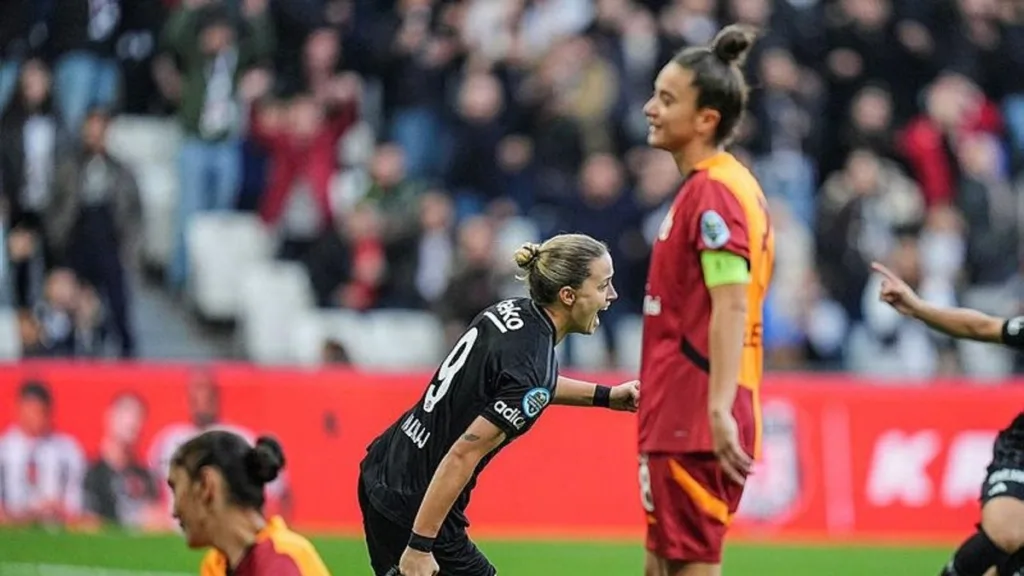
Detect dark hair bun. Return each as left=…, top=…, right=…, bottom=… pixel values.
left=246, top=436, right=286, bottom=485
left=711, top=24, right=757, bottom=66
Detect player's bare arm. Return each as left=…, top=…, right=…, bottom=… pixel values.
left=706, top=252, right=754, bottom=485
left=553, top=375, right=640, bottom=412
left=400, top=417, right=506, bottom=576
left=872, top=262, right=1005, bottom=343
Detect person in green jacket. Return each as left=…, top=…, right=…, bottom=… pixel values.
left=154, top=0, right=274, bottom=293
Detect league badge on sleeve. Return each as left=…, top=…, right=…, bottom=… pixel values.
left=700, top=210, right=730, bottom=249
left=522, top=388, right=551, bottom=419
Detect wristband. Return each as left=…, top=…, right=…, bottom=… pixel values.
left=408, top=532, right=435, bottom=553
left=593, top=385, right=611, bottom=408
left=1002, top=317, right=1024, bottom=348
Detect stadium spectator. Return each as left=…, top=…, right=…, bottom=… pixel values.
left=23, top=268, right=104, bottom=358
left=899, top=72, right=1003, bottom=206
left=0, top=0, right=39, bottom=114
left=747, top=44, right=820, bottom=228
left=558, top=153, right=640, bottom=367
left=46, top=108, right=141, bottom=358
left=375, top=0, right=462, bottom=180
left=47, top=0, right=125, bottom=135
left=246, top=73, right=359, bottom=261
left=379, top=190, right=455, bottom=310
left=820, top=82, right=898, bottom=180
left=438, top=215, right=500, bottom=346
left=0, top=380, right=87, bottom=526
left=444, top=72, right=508, bottom=222
left=1, top=60, right=63, bottom=309
left=815, top=147, right=924, bottom=322
left=303, top=201, right=386, bottom=310
left=361, top=143, right=427, bottom=242
left=157, top=0, right=274, bottom=293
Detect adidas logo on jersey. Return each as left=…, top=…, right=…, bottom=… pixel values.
left=989, top=482, right=1008, bottom=497
left=494, top=401, right=527, bottom=430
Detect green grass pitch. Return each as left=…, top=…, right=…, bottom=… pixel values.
left=0, top=529, right=950, bottom=575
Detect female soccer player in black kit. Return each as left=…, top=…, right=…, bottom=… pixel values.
left=358, top=233, right=641, bottom=576
left=874, top=261, right=1024, bottom=576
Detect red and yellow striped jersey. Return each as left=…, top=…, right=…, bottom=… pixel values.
left=638, top=151, right=775, bottom=459
left=199, top=516, right=331, bottom=576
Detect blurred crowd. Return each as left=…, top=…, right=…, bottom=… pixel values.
left=3, top=0, right=1024, bottom=376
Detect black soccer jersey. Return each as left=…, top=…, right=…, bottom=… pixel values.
left=992, top=411, right=1024, bottom=467
left=359, top=297, right=559, bottom=538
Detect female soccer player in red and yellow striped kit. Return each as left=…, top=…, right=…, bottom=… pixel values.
left=167, top=431, right=331, bottom=576
left=638, top=23, right=774, bottom=576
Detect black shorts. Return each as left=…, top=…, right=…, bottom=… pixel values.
left=357, top=480, right=497, bottom=576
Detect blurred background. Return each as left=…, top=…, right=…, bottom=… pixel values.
left=1, top=0, right=1023, bottom=574
left=3, top=0, right=1024, bottom=378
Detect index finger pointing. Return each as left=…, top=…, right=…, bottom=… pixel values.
left=871, top=261, right=898, bottom=281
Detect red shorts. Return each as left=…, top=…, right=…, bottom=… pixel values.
left=639, top=452, right=745, bottom=564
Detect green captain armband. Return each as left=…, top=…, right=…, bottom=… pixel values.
left=700, top=250, right=751, bottom=288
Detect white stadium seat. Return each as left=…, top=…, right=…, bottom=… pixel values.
left=495, top=216, right=540, bottom=299
left=361, top=310, right=446, bottom=369
left=290, top=310, right=329, bottom=366
left=134, top=164, right=178, bottom=267
left=292, top=308, right=367, bottom=366
left=291, top=309, right=445, bottom=370
left=187, top=212, right=275, bottom=321
left=495, top=216, right=540, bottom=260
left=238, top=261, right=315, bottom=364
left=0, top=308, right=21, bottom=360
left=106, top=115, right=183, bottom=165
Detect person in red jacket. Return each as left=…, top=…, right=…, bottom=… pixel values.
left=248, top=74, right=359, bottom=260
left=899, top=73, right=1003, bottom=206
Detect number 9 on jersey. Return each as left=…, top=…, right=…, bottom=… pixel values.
left=423, top=328, right=479, bottom=413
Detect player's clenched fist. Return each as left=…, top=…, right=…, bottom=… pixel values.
left=398, top=548, right=439, bottom=576
left=872, top=261, right=922, bottom=317
left=610, top=380, right=641, bottom=412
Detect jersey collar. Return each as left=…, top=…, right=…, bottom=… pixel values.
left=256, top=515, right=287, bottom=541
left=694, top=151, right=733, bottom=172
left=530, top=300, right=557, bottom=346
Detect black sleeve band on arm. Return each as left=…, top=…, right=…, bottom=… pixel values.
left=408, top=532, right=435, bottom=553
left=1001, top=317, right=1024, bottom=349
left=593, top=385, right=611, bottom=408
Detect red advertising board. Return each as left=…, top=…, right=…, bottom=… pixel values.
left=0, top=362, right=1019, bottom=544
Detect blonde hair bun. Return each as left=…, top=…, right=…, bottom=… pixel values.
left=513, top=242, right=543, bottom=270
